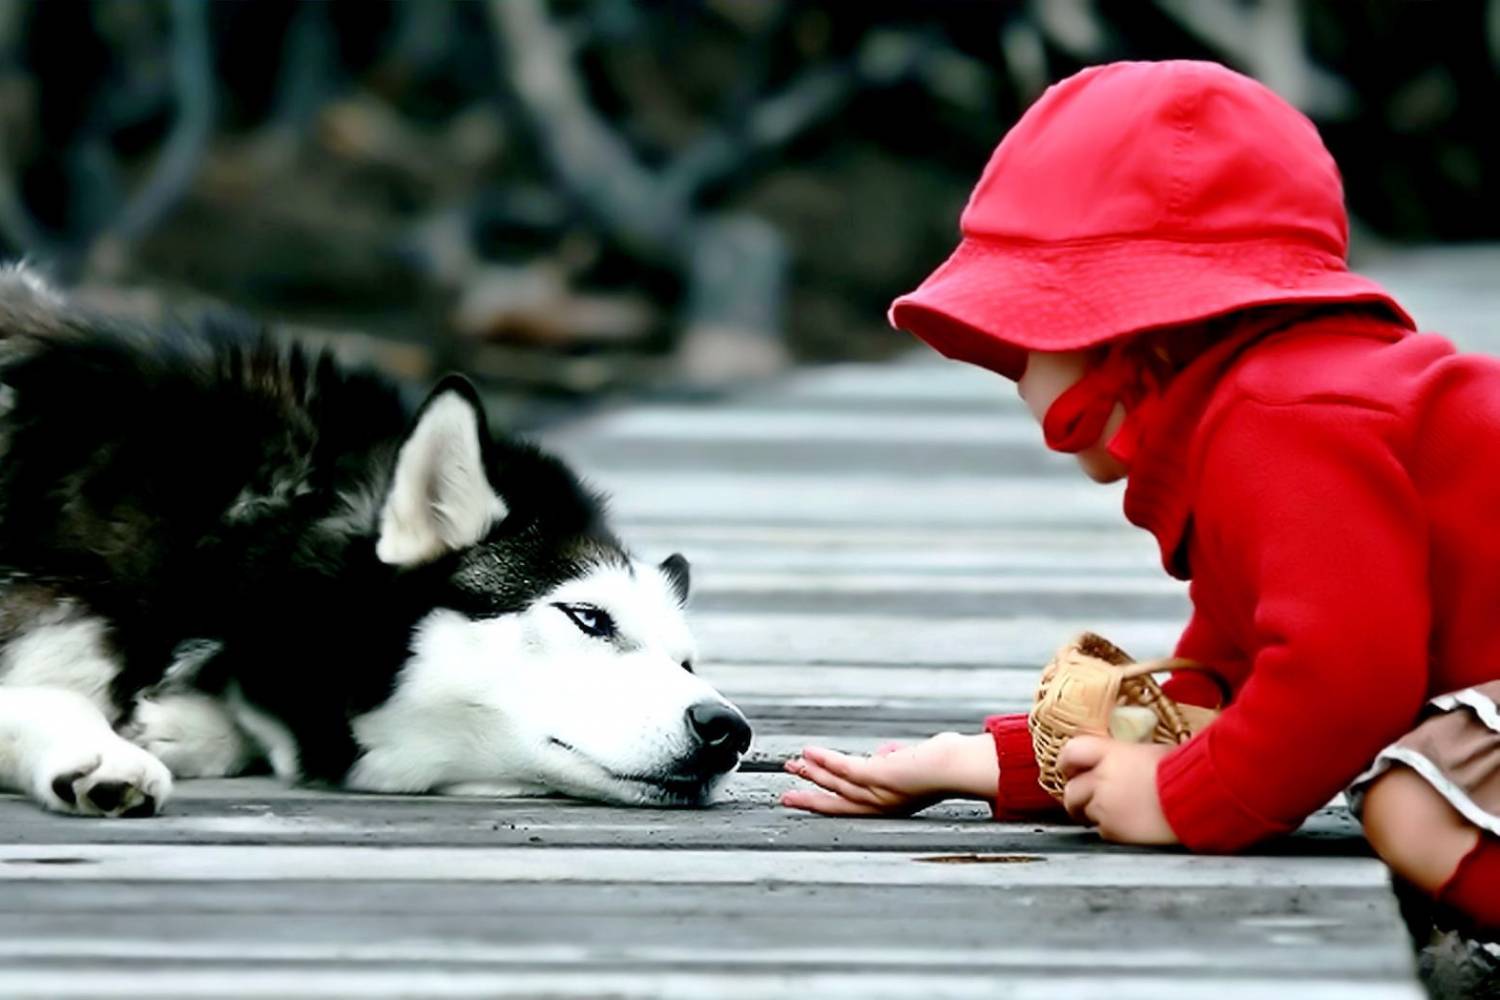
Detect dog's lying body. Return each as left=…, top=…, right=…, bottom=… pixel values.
left=0, top=269, right=750, bottom=817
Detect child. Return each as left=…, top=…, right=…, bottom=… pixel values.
left=782, top=60, right=1500, bottom=936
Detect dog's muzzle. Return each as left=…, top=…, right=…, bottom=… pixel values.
left=686, top=702, right=753, bottom=773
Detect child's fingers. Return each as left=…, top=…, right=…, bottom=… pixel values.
left=1057, top=736, right=1108, bottom=780
left=787, top=754, right=879, bottom=805
left=781, top=787, right=883, bottom=816
left=1061, top=771, right=1097, bottom=823
left=802, top=746, right=876, bottom=785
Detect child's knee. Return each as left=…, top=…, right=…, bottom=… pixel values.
left=1361, top=766, right=1480, bottom=894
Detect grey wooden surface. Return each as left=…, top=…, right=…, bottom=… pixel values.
left=4, top=248, right=1495, bottom=998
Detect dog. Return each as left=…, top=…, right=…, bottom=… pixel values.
left=0, top=267, right=751, bottom=817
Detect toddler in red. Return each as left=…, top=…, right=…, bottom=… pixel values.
left=782, top=60, right=1500, bottom=935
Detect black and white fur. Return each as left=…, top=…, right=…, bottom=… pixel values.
left=0, top=267, right=751, bottom=817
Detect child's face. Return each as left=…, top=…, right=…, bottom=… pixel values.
left=1016, top=351, right=1127, bottom=484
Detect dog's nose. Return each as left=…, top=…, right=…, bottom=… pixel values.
left=686, top=702, right=753, bottom=760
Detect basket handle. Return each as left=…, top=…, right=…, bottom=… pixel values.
left=1118, top=656, right=1230, bottom=707
left=1116, top=657, right=1210, bottom=680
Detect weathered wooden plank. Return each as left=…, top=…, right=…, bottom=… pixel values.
left=0, top=968, right=1426, bottom=1000
left=0, top=843, right=1391, bottom=887
left=559, top=408, right=1043, bottom=445
left=0, top=778, right=1365, bottom=851
left=701, top=663, right=1037, bottom=702
left=589, top=472, right=1128, bottom=527
left=762, top=358, right=1025, bottom=405
left=0, top=895, right=1399, bottom=961
left=642, top=542, right=1158, bottom=575
left=556, top=436, right=1075, bottom=476
left=619, top=525, right=1167, bottom=584
left=0, top=903, right=1411, bottom=977
left=0, top=882, right=1412, bottom=999
left=0, top=878, right=1382, bottom=933
left=698, top=571, right=1185, bottom=594
left=691, top=586, right=1189, bottom=618
left=0, top=838, right=1418, bottom=995
left=0, top=881, right=1390, bottom=932
left=622, top=521, right=1161, bottom=549
left=690, top=613, right=1182, bottom=666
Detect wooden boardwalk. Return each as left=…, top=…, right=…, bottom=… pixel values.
left=3, top=249, right=1495, bottom=998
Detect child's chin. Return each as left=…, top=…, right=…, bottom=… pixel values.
left=1078, top=453, right=1127, bottom=483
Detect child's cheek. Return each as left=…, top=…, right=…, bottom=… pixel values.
left=1017, top=352, right=1089, bottom=426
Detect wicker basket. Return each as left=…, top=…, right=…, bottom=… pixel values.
left=1029, top=632, right=1220, bottom=800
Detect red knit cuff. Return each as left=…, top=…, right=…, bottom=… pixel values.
left=984, top=714, right=1066, bottom=820
left=1156, top=732, right=1290, bottom=852
left=1439, top=835, right=1500, bottom=931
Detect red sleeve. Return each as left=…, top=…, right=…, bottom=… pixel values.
left=984, top=714, right=1068, bottom=821
left=1156, top=399, right=1431, bottom=852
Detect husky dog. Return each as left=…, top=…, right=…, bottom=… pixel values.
left=0, top=268, right=751, bottom=817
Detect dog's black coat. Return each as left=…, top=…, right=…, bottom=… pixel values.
left=0, top=307, right=625, bottom=782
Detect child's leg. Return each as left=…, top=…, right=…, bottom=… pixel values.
left=1361, top=766, right=1498, bottom=928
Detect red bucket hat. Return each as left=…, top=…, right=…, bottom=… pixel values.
left=889, top=60, right=1414, bottom=381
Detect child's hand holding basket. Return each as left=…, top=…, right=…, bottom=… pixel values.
left=1029, top=632, right=1220, bottom=801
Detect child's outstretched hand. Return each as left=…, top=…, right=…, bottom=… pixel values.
left=1057, top=735, right=1178, bottom=845
left=781, top=732, right=997, bottom=817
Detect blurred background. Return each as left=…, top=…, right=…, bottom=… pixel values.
left=0, top=0, right=1495, bottom=421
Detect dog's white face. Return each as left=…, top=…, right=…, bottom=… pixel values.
left=348, top=558, right=748, bottom=805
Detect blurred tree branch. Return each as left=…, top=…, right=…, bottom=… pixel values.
left=488, top=0, right=685, bottom=262
left=1153, top=0, right=1354, bottom=118
left=488, top=0, right=789, bottom=382
left=0, top=0, right=213, bottom=278
left=92, top=0, right=214, bottom=274
left=0, top=0, right=1486, bottom=397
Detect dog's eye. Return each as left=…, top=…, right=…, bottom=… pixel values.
left=680, top=660, right=694, bottom=673
left=554, top=603, right=616, bottom=639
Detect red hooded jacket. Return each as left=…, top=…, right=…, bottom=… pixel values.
left=888, top=61, right=1500, bottom=850
left=994, top=310, right=1500, bottom=852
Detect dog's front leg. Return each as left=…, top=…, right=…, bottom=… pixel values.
left=436, top=780, right=551, bottom=797
left=0, top=686, right=172, bottom=817
left=122, top=691, right=259, bottom=779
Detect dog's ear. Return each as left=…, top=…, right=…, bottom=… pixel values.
left=659, top=553, right=690, bottom=605
left=377, top=375, right=506, bottom=567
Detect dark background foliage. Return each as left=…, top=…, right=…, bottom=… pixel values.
left=0, top=0, right=1492, bottom=407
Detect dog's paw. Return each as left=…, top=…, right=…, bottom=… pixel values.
left=35, top=739, right=173, bottom=818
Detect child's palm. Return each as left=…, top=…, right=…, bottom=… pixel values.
left=782, top=734, right=975, bottom=817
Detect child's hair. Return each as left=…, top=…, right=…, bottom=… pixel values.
left=1041, top=299, right=1405, bottom=458
left=1099, top=302, right=1398, bottom=397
